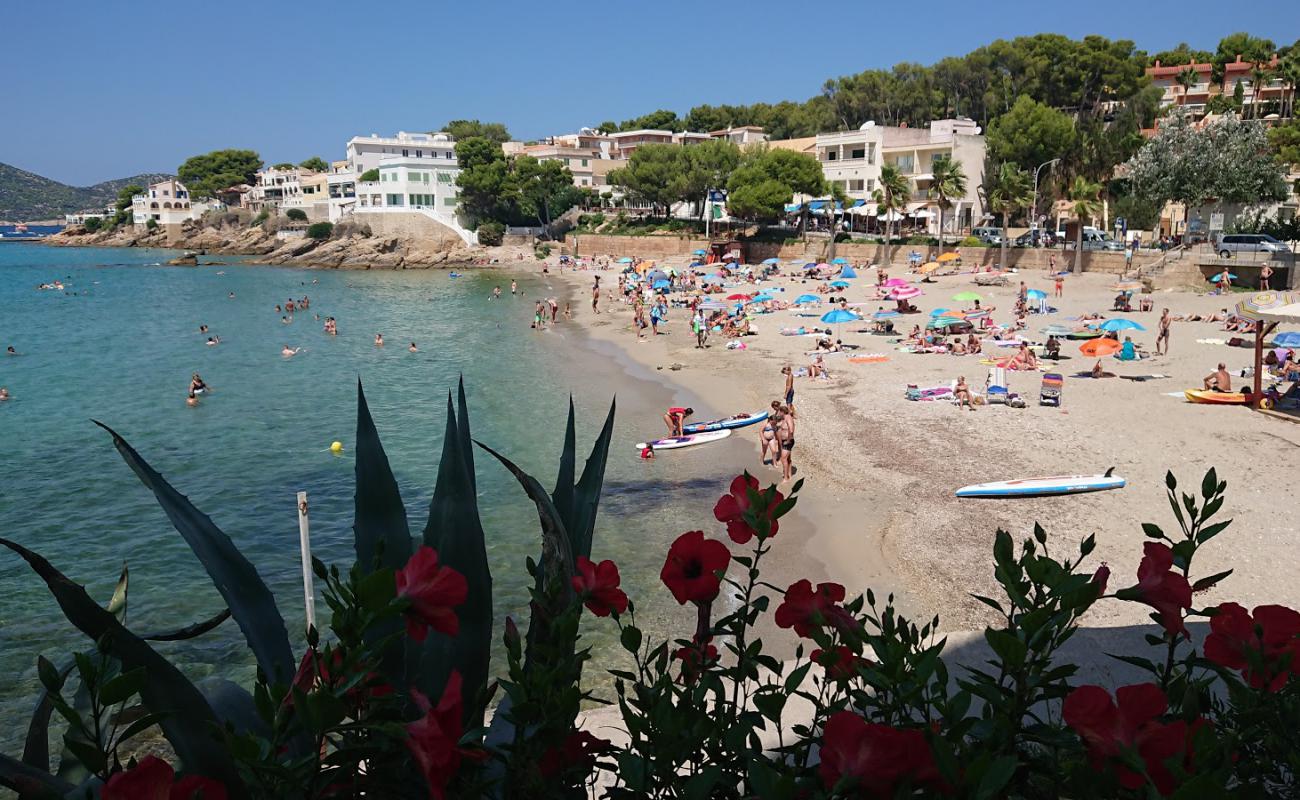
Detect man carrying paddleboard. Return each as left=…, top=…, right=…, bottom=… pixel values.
left=664, top=406, right=693, bottom=436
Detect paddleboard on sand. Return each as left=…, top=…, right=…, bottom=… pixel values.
left=1183, top=389, right=1248, bottom=405
left=956, top=468, right=1125, bottom=498
left=683, top=411, right=768, bottom=434
left=636, top=429, right=732, bottom=451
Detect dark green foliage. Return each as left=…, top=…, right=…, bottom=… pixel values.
left=144, top=218, right=158, bottom=230
left=82, top=217, right=102, bottom=232
left=93, top=421, right=296, bottom=685
left=442, top=119, right=511, bottom=144
left=298, top=156, right=328, bottom=172
left=285, top=208, right=307, bottom=222
left=475, top=220, right=505, bottom=246
left=306, top=222, right=333, bottom=240
left=0, top=165, right=167, bottom=222
left=178, top=149, right=263, bottom=199
left=271, top=163, right=295, bottom=171
left=359, top=168, right=379, bottom=182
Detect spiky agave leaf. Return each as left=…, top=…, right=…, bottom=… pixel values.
left=353, top=380, right=413, bottom=576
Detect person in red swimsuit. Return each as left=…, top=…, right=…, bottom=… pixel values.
left=663, top=406, right=694, bottom=436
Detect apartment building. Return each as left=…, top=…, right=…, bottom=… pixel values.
left=354, top=157, right=460, bottom=213
left=131, top=179, right=201, bottom=227
left=346, top=131, right=458, bottom=176
left=520, top=144, right=608, bottom=188
left=1146, top=54, right=1284, bottom=117
left=326, top=159, right=357, bottom=222
left=815, top=125, right=885, bottom=201
left=708, top=126, right=768, bottom=147
left=247, top=167, right=323, bottom=214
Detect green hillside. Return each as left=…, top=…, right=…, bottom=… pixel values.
left=0, top=162, right=173, bottom=221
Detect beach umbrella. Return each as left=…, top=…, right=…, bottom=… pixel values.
left=1272, top=331, right=1300, bottom=348
left=726, top=293, right=751, bottom=301
left=617, top=257, right=633, bottom=264
left=873, top=309, right=901, bottom=320
left=750, top=293, right=775, bottom=303
left=952, top=291, right=982, bottom=302
left=830, top=280, right=850, bottom=289
left=889, top=286, right=922, bottom=300
left=883, top=278, right=910, bottom=288
left=918, top=261, right=942, bottom=274
left=652, top=279, right=671, bottom=290
left=1041, top=324, right=1073, bottom=337
left=1097, top=318, right=1146, bottom=333
left=831, top=257, right=848, bottom=265
left=701, top=274, right=724, bottom=285
left=1079, top=338, right=1122, bottom=357
left=815, top=263, right=832, bottom=270
left=692, top=249, right=707, bottom=255
left=820, top=309, right=860, bottom=324
left=762, top=257, right=780, bottom=265
left=1209, top=273, right=1238, bottom=282
left=937, top=252, right=961, bottom=263
left=930, top=307, right=954, bottom=317
left=1111, top=281, right=1143, bottom=291
left=1235, top=292, right=1295, bottom=322
left=646, top=269, right=668, bottom=282
left=794, top=294, right=821, bottom=304
left=927, top=316, right=963, bottom=330
left=1026, top=289, right=1048, bottom=300
left=839, top=265, right=858, bottom=278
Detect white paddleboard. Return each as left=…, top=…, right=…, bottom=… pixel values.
left=956, top=471, right=1125, bottom=498
left=635, top=429, right=732, bottom=451
left=683, top=411, right=768, bottom=434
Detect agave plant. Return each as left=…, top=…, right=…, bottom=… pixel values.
left=0, top=378, right=614, bottom=798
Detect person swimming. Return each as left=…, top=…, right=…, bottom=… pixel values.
left=281, top=345, right=300, bottom=357
left=5, top=346, right=17, bottom=356
left=189, top=373, right=209, bottom=395
left=0, top=387, right=10, bottom=401
left=409, top=342, right=418, bottom=352
left=375, top=333, right=384, bottom=346
left=206, top=336, right=219, bottom=346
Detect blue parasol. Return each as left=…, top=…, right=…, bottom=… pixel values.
left=794, top=294, right=821, bottom=304
left=762, top=257, right=780, bottom=264
left=1098, top=318, right=1146, bottom=332
left=831, top=257, right=848, bottom=265
left=652, top=279, right=670, bottom=290
left=839, top=265, right=858, bottom=278
left=820, top=309, right=861, bottom=324
left=692, top=249, right=707, bottom=255
left=617, top=257, right=634, bottom=263
left=1273, top=331, right=1300, bottom=348
left=830, top=280, right=850, bottom=289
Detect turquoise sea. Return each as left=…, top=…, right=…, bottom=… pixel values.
left=0, top=244, right=743, bottom=752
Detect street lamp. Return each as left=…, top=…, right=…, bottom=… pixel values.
left=1030, top=158, right=1060, bottom=236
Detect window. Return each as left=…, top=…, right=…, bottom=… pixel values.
left=402, top=149, right=409, bottom=157
left=443, top=197, right=458, bottom=206
left=437, top=172, right=453, bottom=183
left=850, top=148, right=865, bottom=160
left=867, top=179, right=876, bottom=193
left=416, top=150, right=422, bottom=158
left=868, top=143, right=876, bottom=164
left=895, top=155, right=914, bottom=173
left=581, top=159, right=589, bottom=167
left=825, top=151, right=838, bottom=161
left=848, top=179, right=864, bottom=191
left=386, top=194, right=404, bottom=206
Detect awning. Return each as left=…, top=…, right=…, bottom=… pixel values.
left=808, top=200, right=826, bottom=210
left=784, top=203, right=803, bottom=213
left=912, top=173, right=934, bottom=182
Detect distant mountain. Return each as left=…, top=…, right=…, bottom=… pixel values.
left=0, top=162, right=174, bottom=222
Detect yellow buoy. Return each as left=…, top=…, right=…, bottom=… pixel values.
left=330, top=441, right=344, bottom=453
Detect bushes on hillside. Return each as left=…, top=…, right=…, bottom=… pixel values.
left=476, top=220, right=505, bottom=246
left=285, top=208, right=308, bottom=222
left=82, top=217, right=103, bottom=232
left=306, top=221, right=333, bottom=240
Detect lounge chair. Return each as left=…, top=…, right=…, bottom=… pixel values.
left=1040, top=373, right=1063, bottom=406
left=986, top=367, right=1009, bottom=405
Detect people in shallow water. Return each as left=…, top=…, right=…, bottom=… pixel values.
left=189, top=373, right=209, bottom=395
left=206, top=336, right=219, bottom=346
left=409, top=342, right=418, bottom=352
left=5, top=345, right=16, bottom=355
left=374, top=333, right=384, bottom=346
left=0, top=387, right=10, bottom=401
left=186, top=390, right=198, bottom=407
left=282, top=345, right=300, bottom=357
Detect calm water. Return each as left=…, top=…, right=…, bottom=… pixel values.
left=0, top=244, right=742, bottom=751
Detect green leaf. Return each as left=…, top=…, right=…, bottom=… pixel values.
left=22, top=657, right=74, bottom=779
left=420, top=388, right=493, bottom=728
left=107, top=563, right=129, bottom=623
left=1192, top=569, right=1233, bottom=593
left=142, top=608, right=232, bottom=642
left=356, top=569, right=396, bottom=613
left=1196, top=519, right=1232, bottom=545
left=36, top=657, right=62, bottom=695
left=59, top=735, right=105, bottom=776
left=112, top=711, right=170, bottom=749
left=568, top=399, right=616, bottom=562
left=683, top=765, right=725, bottom=800
left=1165, top=470, right=1177, bottom=491
left=984, top=629, right=1027, bottom=667
left=1200, top=468, right=1217, bottom=501
left=1141, top=523, right=1165, bottom=540
left=98, top=668, right=146, bottom=707
left=975, top=755, right=1018, bottom=800
left=550, top=397, right=579, bottom=540
left=0, top=538, right=242, bottom=792
left=620, top=625, right=642, bottom=654
left=93, top=421, right=294, bottom=685
left=353, top=380, right=413, bottom=575
left=0, top=751, right=75, bottom=798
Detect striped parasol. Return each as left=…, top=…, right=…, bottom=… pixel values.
left=1235, top=292, right=1296, bottom=322
left=889, top=286, right=922, bottom=300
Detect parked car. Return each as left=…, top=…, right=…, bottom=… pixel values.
left=1013, top=229, right=1055, bottom=248
left=1213, top=233, right=1292, bottom=259
left=1064, top=230, right=1124, bottom=251
left=971, top=226, right=1004, bottom=245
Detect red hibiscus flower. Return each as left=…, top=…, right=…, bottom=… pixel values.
left=818, top=712, right=940, bottom=797
left=673, top=638, right=719, bottom=684
left=811, top=646, right=872, bottom=683
left=1121, top=543, right=1192, bottom=638
left=103, top=756, right=226, bottom=800
left=571, top=556, right=629, bottom=617
left=1063, top=683, right=1204, bottom=795
left=775, top=579, right=856, bottom=639
left=660, top=531, right=731, bottom=605
left=1204, top=602, right=1300, bottom=692
left=287, top=647, right=393, bottom=710
left=407, top=671, right=480, bottom=800
left=538, top=729, right=614, bottom=778
left=396, top=546, right=469, bottom=641
left=1091, top=563, right=1111, bottom=597
left=713, top=474, right=783, bottom=544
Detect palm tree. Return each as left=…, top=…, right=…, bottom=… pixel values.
left=1067, top=176, right=1102, bottom=275
left=873, top=164, right=910, bottom=265
left=985, top=162, right=1033, bottom=270
left=1250, top=63, right=1275, bottom=119
left=1279, top=56, right=1300, bottom=119
left=928, top=157, right=967, bottom=256
left=1175, top=66, right=1200, bottom=108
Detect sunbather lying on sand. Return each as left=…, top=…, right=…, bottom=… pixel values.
left=1006, top=343, right=1039, bottom=371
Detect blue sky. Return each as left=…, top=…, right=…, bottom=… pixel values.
left=5, top=0, right=1298, bottom=185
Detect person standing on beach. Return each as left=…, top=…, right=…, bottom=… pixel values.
left=664, top=406, right=693, bottom=436
left=1260, top=263, right=1273, bottom=291
left=782, top=365, right=795, bottom=416
left=1156, top=309, right=1171, bottom=356
left=591, top=281, right=601, bottom=314
left=777, top=405, right=796, bottom=483
left=1054, top=274, right=1064, bottom=298
left=693, top=307, right=708, bottom=348
left=548, top=297, right=559, bottom=323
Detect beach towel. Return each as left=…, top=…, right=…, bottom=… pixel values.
left=848, top=355, right=890, bottom=364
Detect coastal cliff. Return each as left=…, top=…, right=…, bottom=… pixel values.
left=46, top=215, right=478, bottom=269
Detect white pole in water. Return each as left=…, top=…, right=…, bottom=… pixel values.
left=297, top=491, right=316, bottom=632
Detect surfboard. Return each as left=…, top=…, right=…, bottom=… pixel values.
left=683, top=411, right=768, bottom=434
left=1183, top=389, right=1247, bottom=405
left=956, top=470, right=1125, bottom=498
left=635, top=430, right=732, bottom=451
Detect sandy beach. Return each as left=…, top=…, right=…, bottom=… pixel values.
left=540, top=255, right=1300, bottom=646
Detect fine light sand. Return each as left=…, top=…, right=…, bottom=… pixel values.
left=542, top=256, right=1300, bottom=647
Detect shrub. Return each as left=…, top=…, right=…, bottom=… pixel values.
left=359, top=168, right=380, bottom=182
left=252, top=209, right=270, bottom=228
left=535, top=244, right=552, bottom=259
left=476, top=220, right=505, bottom=246
left=959, top=235, right=984, bottom=247
left=144, top=218, right=158, bottom=231
left=906, top=235, right=937, bottom=245
left=305, top=221, right=334, bottom=240
left=285, top=208, right=308, bottom=222
left=82, top=217, right=103, bottom=232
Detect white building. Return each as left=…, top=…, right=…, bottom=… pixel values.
left=326, top=159, right=357, bottom=222
left=132, top=179, right=201, bottom=227
left=816, top=125, right=884, bottom=202
left=248, top=167, right=327, bottom=216
left=346, top=131, right=458, bottom=177
left=708, top=126, right=769, bottom=147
